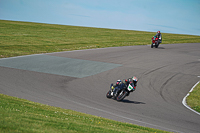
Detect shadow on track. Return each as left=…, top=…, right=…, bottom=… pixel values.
left=157, top=47, right=165, bottom=49
left=120, top=99, right=146, bottom=104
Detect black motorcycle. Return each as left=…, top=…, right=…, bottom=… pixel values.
left=106, top=82, right=135, bottom=101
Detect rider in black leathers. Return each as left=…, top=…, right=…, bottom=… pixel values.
left=155, top=31, right=162, bottom=45
left=111, top=77, right=138, bottom=96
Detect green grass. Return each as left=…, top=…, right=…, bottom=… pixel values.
left=0, top=20, right=200, bottom=58
left=187, top=82, right=200, bottom=113
left=0, top=94, right=171, bottom=133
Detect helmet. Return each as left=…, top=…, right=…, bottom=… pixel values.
left=157, top=31, right=160, bottom=34
left=132, top=76, right=138, bottom=82
left=132, top=76, right=138, bottom=86
left=116, top=79, right=121, bottom=85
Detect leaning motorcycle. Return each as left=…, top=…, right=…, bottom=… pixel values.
left=106, top=82, right=135, bottom=101
left=151, top=36, right=159, bottom=48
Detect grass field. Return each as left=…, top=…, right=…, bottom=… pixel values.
left=0, top=94, right=171, bottom=133
left=0, top=20, right=200, bottom=132
left=0, top=20, right=200, bottom=58
left=187, top=82, right=200, bottom=113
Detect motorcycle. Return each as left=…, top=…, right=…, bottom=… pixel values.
left=106, top=82, right=135, bottom=101
left=151, top=36, right=159, bottom=48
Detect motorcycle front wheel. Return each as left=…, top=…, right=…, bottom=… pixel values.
left=116, top=90, right=128, bottom=101
left=151, top=43, right=154, bottom=48
left=155, top=44, right=158, bottom=48
left=106, top=90, right=112, bottom=98
left=155, top=42, right=159, bottom=48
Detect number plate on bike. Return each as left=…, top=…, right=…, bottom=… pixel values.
left=127, top=84, right=133, bottom=91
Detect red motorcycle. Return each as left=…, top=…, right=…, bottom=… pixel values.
left=151, top=36, right=159, bottom=48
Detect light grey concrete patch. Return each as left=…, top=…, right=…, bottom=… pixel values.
left=0, top=54, right=121, bottom=78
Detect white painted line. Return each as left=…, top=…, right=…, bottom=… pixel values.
left=182, top=81, right=200, bottom=116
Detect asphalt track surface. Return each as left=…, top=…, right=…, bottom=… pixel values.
left=0, top=43, right=200, bottom=133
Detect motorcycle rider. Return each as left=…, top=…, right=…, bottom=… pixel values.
left=111, top=77, right=138, bottom=95
left=111, top=79, right=122, bottom=89
left=154, top=31, right=162, bottom=45
left=126, top=77, right=138, bottom=90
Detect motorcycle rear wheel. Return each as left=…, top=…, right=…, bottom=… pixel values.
left=106, top=90, right=112, bottom=98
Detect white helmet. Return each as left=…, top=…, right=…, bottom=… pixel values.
left=132, top=76, right=138, bottom=82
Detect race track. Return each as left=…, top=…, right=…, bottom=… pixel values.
left=0, top=43, right=200, bottom=133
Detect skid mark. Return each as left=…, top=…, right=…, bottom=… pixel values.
left=159, top=73, right=179, bottom=102
left=144, top=65, right=168, bottom=75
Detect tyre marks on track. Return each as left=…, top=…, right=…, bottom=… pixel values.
left=159, top=73, right=179, bottom=102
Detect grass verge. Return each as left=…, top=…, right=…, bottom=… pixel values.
left=187, top=82, right=200, bottom=113
left=1, top=20, right=200, bottom=58
left=0, top=94, right=170, bottom=133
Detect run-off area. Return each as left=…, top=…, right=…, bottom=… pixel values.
left=0, top=54, right=122, bottom=78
